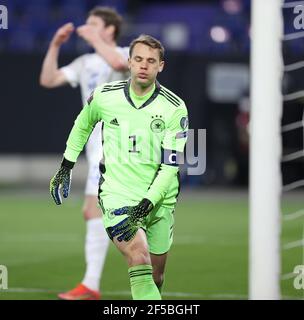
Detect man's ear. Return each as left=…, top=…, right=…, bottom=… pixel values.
left=128, top=57, right=131, bottom=70
left=159, top=60, right=165, bottom=73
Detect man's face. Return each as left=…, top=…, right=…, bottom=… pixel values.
left=128, top=43, right=164, bottom=88
left=86, top=15, right=113, bottom=41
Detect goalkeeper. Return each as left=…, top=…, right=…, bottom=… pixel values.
left=50, top=35, right=188, bottom=300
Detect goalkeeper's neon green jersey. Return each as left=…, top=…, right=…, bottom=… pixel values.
left=64, top=79, right=188, bottom=207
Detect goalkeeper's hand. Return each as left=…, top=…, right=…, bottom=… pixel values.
left=111, top=199, right=154, bottom=242
left=50, top=158, right=74, bottom=205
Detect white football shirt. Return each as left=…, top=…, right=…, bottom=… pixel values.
left=61, top=46, right=129, bottom=104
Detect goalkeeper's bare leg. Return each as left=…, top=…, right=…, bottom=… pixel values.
left=113, top=229, right=162, bottom=300
left=150, top=253, right=167, bottom=293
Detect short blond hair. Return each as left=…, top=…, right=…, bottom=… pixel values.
left=129, top=34, right=165, bottom=61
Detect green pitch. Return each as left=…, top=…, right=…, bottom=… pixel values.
left=0, top=191, right=302, bottom=300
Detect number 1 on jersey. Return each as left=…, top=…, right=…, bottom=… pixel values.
left=129, top=135, right=140, bottom=153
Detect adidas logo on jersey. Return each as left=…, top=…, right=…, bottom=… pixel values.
left=110, top=118, right=119, bottom=126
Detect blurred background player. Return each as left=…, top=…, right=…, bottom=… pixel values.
left=39, top=6, right=129, bottom=300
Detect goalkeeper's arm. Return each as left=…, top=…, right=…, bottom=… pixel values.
left=50, top=90, right=102, bottom=205
left=145, top=106, right=188, bottom=206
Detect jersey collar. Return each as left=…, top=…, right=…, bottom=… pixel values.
left=124, top=79, right=161, bottom=110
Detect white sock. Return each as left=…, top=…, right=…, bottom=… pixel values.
left=82, top=218, right=110, bottom=292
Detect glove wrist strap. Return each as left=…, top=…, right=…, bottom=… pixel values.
left=141, top=198, right=154, bottom=213
left=61, top=157, right=75, bottom=170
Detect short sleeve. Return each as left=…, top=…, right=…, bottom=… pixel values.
left=60, top=56, right=83, bottom=88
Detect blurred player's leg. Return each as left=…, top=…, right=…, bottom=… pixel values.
left=58, top=196, right=109, bottom=300
left=82, top=195, right=109, bottom=291
left=82, top=126, right=110, bottom=294
left=113, top=229, right=161, bottom=300
left=58, top=125, right=109, bottom=300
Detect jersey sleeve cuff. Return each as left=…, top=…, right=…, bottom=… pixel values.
left=63, top=151, right=78, bottom=165
left=144, top=193, right=160, bottom=207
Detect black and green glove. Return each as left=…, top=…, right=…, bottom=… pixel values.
left=110, top=199, right=154, bottom=242
left=50, top=158, right=74, bottom=205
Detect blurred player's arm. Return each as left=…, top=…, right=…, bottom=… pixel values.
left=64, top=90, right=103, bottom=163
left=77, top=25, right=128, bottom=71
left=145, top=105, right=189, bottom=206
left=39, top=23, right=75, bottom=88
left=50, top=89, right=103, bottom=204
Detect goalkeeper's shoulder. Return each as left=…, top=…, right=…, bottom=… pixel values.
left=159, top=85, right=188, bottom=126
left=159, top=84, right=187, bottom=111
left=99, top=80, right=128, bottom=94
left=88, top=80, right=128, bottom=103
left=159, top=86, right=188, bottom=129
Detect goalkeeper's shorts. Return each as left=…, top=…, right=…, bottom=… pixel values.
left=99, top=196, right=175, bottom=255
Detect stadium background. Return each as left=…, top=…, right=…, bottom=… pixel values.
left=0, top=0, right=303, bottom=300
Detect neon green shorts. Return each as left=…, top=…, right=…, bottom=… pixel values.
left=99, top=196, right=175, bottom=255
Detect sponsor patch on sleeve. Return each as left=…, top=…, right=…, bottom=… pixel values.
left=180, top=116, right=189, bottom=130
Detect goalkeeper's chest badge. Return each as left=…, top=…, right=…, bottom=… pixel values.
left=150, top=115, right=165, bottom=133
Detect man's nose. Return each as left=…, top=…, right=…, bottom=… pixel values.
left=140, top=61, right=148, bottom=69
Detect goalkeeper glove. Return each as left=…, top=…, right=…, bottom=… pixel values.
left=50, top=157, right=74, bottom=205
left=110, top=199, right=154, bottom=242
